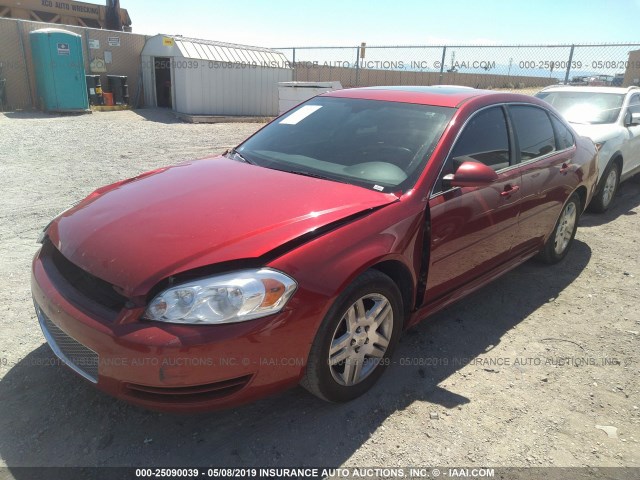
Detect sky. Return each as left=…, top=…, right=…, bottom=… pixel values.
left=113, top=0, right=640, bottom=48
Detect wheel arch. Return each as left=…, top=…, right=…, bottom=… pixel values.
left=600, top=152, right=623, bottom=189
left=369, top=260, right=414, bottom=328
left=610, top=152, right=623, bottom=175
left=574, top=185, right=589, bottom=212
left=586, top=150, right=623, bottom=213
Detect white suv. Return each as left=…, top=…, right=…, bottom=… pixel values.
left=536, top=86, right=640, bottom=212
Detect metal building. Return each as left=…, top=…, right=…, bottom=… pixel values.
left=141, top=34, right=292, bottom=116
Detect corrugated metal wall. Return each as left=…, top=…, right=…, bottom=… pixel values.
left=140, top=54, right=155, bottom=109
left=0, top=17, right=147, bottom=111
left=172, top=59, right=291, bottom=115
left=141, top=35, right=293, bottom=116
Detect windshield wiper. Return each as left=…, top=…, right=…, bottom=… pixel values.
left=272, top=167, right=385, bottom=190
left=287, top=170, right=346, bottom=183
left=227, top=148, right=255, bottom=165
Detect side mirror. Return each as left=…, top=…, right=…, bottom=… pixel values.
left=446, top=161, right=499, bottom=188
left=630, top=112, right=640, bottom=126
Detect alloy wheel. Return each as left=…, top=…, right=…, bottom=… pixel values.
left=554, top=200, right=577, bottom=255
left=601, top=168, right=618, bottom=208
left=328, top=294, right=393, bottom=386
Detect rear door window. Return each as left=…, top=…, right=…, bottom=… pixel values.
left=509, top=105, right=556, bottom=161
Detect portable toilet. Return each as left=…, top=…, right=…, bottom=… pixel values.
left=29, top=28, right=89, bottom=112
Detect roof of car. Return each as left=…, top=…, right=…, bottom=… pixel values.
left=538, top=85, right=639, bottom=95
left=322, top=85, right=498, bottom=108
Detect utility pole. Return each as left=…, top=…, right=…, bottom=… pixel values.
left=105, top=0, right=122, bottom=31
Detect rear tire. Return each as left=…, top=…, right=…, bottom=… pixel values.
left=301, top=270, right=403, bottom=402
left=589, top=162, right=620, bottom=213
left=538, top=193, right=581, bottom=264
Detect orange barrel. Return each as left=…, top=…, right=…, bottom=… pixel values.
left=103, top=92, right=114, bottom=106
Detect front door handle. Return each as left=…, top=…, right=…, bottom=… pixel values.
left=560, top=162, right=570, bottom=174
left=500, top=184, right=520, bottom=197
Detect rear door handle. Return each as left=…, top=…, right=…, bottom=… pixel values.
left=560, top=162, right=570, bottom=174
left=500, top=185, right=520, bottom=197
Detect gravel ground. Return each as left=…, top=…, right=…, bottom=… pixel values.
left=0, top=109, right=638, bottom=475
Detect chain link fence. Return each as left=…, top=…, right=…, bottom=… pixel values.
left=3, top=30, right=640, bottom=111
left=276, top=43, right=640, bottom=93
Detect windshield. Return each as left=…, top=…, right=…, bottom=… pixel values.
left=536, top=91, right=624, bottom=125
left=235, top=96, right=454, bottom=192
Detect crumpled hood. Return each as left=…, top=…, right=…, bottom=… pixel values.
left=48, top=156, right=397, bottom=297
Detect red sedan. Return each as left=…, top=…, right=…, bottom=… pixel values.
left=31, top=86, right=598, bottom=411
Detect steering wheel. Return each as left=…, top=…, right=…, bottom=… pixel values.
left=371, top=145, right=414, bottom=168
left=377, top=145, right=413, bottom=156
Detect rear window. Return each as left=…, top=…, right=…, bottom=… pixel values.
left=551, top=116, right=575, bottom=150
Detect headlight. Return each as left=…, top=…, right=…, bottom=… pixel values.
left=144, top=269, right=297, bottom=325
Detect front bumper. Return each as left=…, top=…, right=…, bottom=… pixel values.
left=30, top=248, right=317, bottom=412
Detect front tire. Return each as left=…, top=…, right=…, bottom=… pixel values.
left=538, top=193, right=581, bottom=264
left=301, top=270, right=403, bottom=402
left=589, top=162, right=620, bottom=213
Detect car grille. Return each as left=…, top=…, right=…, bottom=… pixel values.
left=41, top=239, right=128, bottom=321
left=35, top=303, right=99, bottom=383
left=123, top=375, right=252, bottom=403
